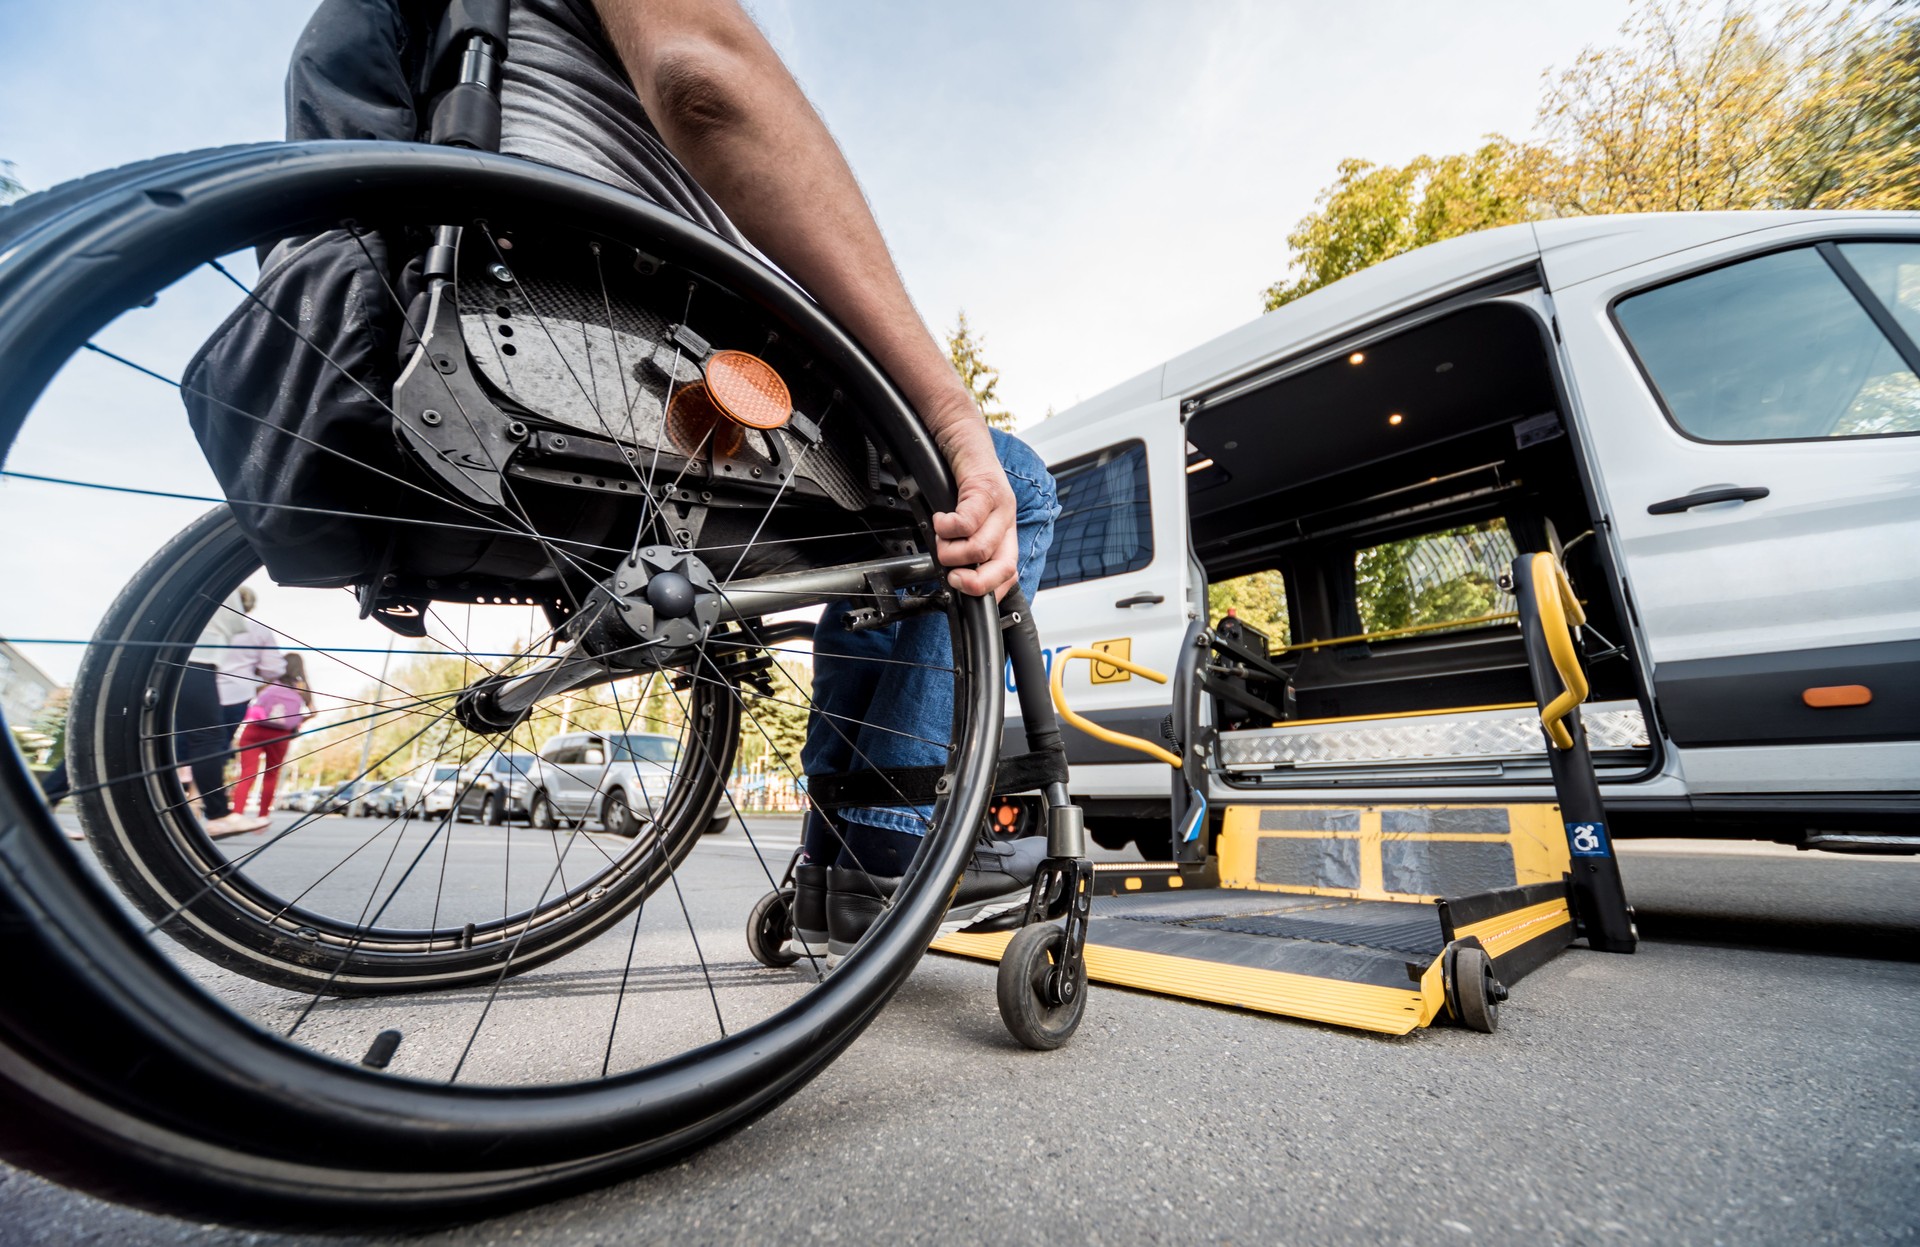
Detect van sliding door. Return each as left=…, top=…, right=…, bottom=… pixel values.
left=1557, top=232, right=1920, bottom=795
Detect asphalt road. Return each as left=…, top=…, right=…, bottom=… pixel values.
left=4, top=814, right=1917, bottom=1246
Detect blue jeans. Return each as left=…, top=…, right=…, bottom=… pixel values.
left=801, top=429, right=1058, bottom=847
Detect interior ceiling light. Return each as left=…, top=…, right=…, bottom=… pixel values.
left=1186, top=457, right=1216, bottom=474
left=1388, top=413, right=1404, bottom=426
left=1348, top=351, right=1366, bottom=365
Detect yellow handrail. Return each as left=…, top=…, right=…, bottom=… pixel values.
left=1048, top=647, right=1182, bottom=769
left=1527, top=553, right=1589, bottom=750
left=1271, top=610, right=1520, bottom=656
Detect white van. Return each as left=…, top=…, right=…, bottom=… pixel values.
left=1021, top=211, right=1919, bottom=856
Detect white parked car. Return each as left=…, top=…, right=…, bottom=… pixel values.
left=412, top=762, right=462, bottom=817
left=529, top=731, right=730, bottom=838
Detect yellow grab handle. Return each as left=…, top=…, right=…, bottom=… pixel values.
left=1528, top=553, right=1590, bottom=750
left=1049, top=647, right=1182, bottom=769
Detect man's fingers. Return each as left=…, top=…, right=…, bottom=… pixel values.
left=944, top=545, right=1018, bottom=598
left=934, top=503, right=1012, bottom=569
left=931, top=496, right=988, bottom=540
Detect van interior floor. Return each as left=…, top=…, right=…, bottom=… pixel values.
left=932, top=803, right=1582, bottom=1035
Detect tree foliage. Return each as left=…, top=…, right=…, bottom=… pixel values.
left=1263, top=0, right=1920, bottom=311
left=1207, top=570, right=1291, bottom=646
left=946, top=310, right=1018, bottom=431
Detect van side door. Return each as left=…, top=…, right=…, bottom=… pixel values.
left=1554, top=228, right=1920, bottom=795
left=1024, top=402, right=1192, bottom=771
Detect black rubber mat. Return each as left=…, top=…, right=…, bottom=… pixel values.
left=1182, top=904, right=1446, bottom=957
left=1095, top=892, right=1446, bottom=958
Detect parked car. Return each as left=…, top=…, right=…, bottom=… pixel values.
left=412, top=762, right=462, bottom=817
left=356, top=783, right=404, bottom=819
left=454, top=751, right=538, bottom=826
left=312, top=780, right=369, bottom=815
left=529, top=731, right=730, bottom=838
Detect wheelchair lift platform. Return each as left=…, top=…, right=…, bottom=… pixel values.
left=932, top=801, right=1579, bottom=1035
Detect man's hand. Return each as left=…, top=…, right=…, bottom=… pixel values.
left=590, top=0, right=1020, bottom=598
left=930, top=411, right=1018, bottom=599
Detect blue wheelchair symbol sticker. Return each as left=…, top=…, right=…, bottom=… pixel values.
left=1566, top=821, right=1610, bottom=857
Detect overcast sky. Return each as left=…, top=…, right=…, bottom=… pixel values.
left=0, top=0, right=1636, bottom=691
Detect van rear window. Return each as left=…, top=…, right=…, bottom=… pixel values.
left=1353, top=519, right=1516, bottom=638
left=1039, top=441, right=1153, bottom=591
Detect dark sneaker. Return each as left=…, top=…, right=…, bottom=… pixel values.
left=789, top=861, right=829, bottom=960
left=825, top=865, right=892, bottom=966
left=824, top=834, right=1054, bottom=965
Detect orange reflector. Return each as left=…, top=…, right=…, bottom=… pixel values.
left=1804, top=684, right=1872, bottom=708
left=666, top=383, right=744, bottom=459
left=706, top=350, right=792, bottom=431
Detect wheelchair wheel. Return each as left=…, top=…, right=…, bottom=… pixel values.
left=69, top=506, right=736, bottom=996
left=746, top=887, right=801, bottom=968
left=996, top=924, right=1087, bottom=1051
left=0, top=143, right=1005, bottom=1218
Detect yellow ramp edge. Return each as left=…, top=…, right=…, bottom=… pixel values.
left=1457, top=898, right=1573, bottom=959
left=932, top=929, right=1440, bottom=1036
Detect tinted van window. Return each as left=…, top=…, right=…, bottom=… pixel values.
left=1039, top=441, right=1153, bottom=591
left=1616, top=245, right=1920, bottom=442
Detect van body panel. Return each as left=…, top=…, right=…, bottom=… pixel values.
left=1533, top=211, right=1915, bottom=289
left=1023, top=210, right=1918, bottom=836
left=1678, top=741, right=1920, bottom=794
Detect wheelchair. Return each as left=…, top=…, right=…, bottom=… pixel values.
left=0, top=137, right=1088, bottom=1224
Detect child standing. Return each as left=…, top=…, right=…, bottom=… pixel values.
left=221, top=653, right=313, bottom=837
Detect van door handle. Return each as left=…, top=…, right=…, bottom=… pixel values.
left=1646, top=485, right=1770, bottom=515
left=1115, top=592, right=1165, bottom=608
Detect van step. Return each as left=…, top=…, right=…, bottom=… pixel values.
left=1217, top=699, right=1647, bottom=770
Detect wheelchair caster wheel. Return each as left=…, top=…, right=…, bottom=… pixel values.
left=1443, top=943, right=1504, bottom=1033
left=747, top=888, right=800, bottom=968
left=996, top=924, right=1087, bottom=1051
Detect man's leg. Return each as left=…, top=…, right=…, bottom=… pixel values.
left=809, top=431, right=1059, bottom=959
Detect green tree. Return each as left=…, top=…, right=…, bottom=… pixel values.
left=1262, top=141, right=1544, bottom=311
left=738, top=661, right=812, bottom=779
left=1207, top=570, right=1291, bottom=646
left=946, top=310, right=1018, bottom=431
left=1262, top=0, right=1920, bottom=312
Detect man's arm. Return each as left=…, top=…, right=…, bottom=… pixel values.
left=588, top=0, right=1017, bottom=597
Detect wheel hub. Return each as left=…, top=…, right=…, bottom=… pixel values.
left=570, top=545, right=723, bottom=665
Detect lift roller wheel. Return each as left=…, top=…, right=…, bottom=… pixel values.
left=996, top=924, right=1087, bottom=1050
left=746, top=887, right=800, bottom=968
left=1443, top=942, right=1509, bottom=1034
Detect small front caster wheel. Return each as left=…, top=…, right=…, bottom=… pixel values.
left=1444, top=943, right=1507, bottom=1033
left=746, top=887, right=800, bottom=968
left=996, top=924, right=1087, bottom=1051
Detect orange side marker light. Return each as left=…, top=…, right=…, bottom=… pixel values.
left=1803, top=685, right=1872, bottom=708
